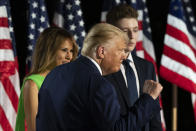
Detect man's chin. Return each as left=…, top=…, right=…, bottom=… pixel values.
left=127, top=46, right=135, bottom=52
left=102, top=68, right=120, bottom=76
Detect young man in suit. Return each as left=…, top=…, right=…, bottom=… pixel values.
left=105, top=4, right=163, bottom=131
left=36, top=23, right=163, bottom=131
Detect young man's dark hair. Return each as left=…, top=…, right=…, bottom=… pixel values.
left=106, top=4, right=138, bottom=26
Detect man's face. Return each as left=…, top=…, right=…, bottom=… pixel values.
left=101, top=37, right=126, bottom=75
left=117, top=18, right=139, bottom=52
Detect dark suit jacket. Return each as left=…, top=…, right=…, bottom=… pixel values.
left=36, top=56, right=160, bottom=131
left=105, top=54, right=163, bottom=131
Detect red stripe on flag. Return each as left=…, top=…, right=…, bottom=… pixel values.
left=160, top=65, right=196, bottom=93
left=144, top=50, right=158, bottom=74
left=136, top=41, right=143, bottom=50
left=162, top=123, right=166, bottom=131
left=0, top=74, right=19, bottom=112
left=0, top=62, right=15, bottom=74
left=14, top=57, right=19, bottom=71
left=166, top=24, right=196, bottom=54
left=138, top=21, right=142, bottom=30
left=0, top=105, right=13, bottom=131
left=163, top=45, right=196, bottom=72
left=0, top=40, right=12, bottom=49
left=0, top=17, right=9, bottom=27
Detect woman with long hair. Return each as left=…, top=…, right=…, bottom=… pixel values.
left=15, top=27, right=78, bottom=131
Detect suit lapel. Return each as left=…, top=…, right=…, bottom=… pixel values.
left=132, top=55, right=144, bottom=96
left=112, top=71, right=132, bottom=107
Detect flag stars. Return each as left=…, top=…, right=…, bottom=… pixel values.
left=144, top=8, right=147, bottom=13
left=74, top=35, right=78, bottom=40
left=40, top=16, right=45, bottom=22
left=193, top=26, right=196, bottom=32
left=116, top=0, right=120, bottom=4
left=147, top=27, right=151, bottom=33
left=75, top=0, right=80, bottom=6
left=66, top=3, right=72, bottom=10
left=9, top=26, right=14, bottom=32
left=146, top=18, right=149, bottom=23
left=38, top=27, right=44, bottom=33
left=189, top=16, right=194, bottom=22
left=132, top=0, right=136, bottom=3
left=29, top=34, right=34, bottom=40
left=32, top=2, right=38, bottom=8
left=81, top=31, right=86, bottom=37
left=8, top=17, right=12, bottom=22
left=77, top=10, right=82, bottom=16
left=186, top=7, right=192, bottom=12
left=56, top=0, right=85, bottom=47
left=70, top=24, right=76, bottom=31
left=31, top=13, right=36, bottom=19
left=41, top=6, right=46, bottom=12
left=68, top=14, right=74, bottom=20
left=28, top=45, right=33, bottom=51
left=79, top=20, right=84, bottom=27
left=30, top=23, right=35, bottom=29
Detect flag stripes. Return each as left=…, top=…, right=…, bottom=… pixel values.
left=160, top=8, right=196, bottom=94
left=0, top=18, right=8, bottom=27
left=0, top=106, right=13, bottom=131
left=159, top=0, right=196, bottom=124
left=1, top=75, right=19, bottom=112
left=0, top=1, right=20, bottom=130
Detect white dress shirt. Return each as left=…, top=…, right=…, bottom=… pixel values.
left=120, top=53, right=140, bottom=96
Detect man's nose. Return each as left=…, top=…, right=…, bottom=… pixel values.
left=128, top=30, right=133, bottom=39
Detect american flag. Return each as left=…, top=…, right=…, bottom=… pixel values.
left=53, top=0, right=85, bottom=51
left=160, top=0, right=196, bottom=123
left=101, top=0, right=166, bottom=130
left=0, top=0, right=20, bottom=130
left=26, top=0, right=49, bottom=71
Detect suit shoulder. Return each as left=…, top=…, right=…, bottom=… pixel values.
left=133, top=55, right=154, bottom=67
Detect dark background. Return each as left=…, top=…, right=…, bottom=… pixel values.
left=10, top=0, right=196, bottom=130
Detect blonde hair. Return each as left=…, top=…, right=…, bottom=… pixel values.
left=81, top=23, right=128, bottom=57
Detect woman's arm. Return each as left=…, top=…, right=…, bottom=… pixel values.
left=23, top=79, right=38, bottom=131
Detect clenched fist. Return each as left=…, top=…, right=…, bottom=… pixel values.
left=143, top=80, right=163, bottom=100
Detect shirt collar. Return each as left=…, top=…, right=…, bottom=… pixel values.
left=85, top=56, right=102, bottom=75
left=127, top=53, right=134, bottom=63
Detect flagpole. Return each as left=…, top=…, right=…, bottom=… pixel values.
left=172, top=84, right=178, bottom=131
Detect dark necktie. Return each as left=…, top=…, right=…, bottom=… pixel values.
left=123, top=59, right=138, bottom=106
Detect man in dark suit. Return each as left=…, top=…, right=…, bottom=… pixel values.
left=105, top=4, right=163, bottom=131
left=36, top=23, right=163, bottom=131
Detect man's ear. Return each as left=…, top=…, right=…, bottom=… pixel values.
left=96, top=45, right=105, bottom=59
